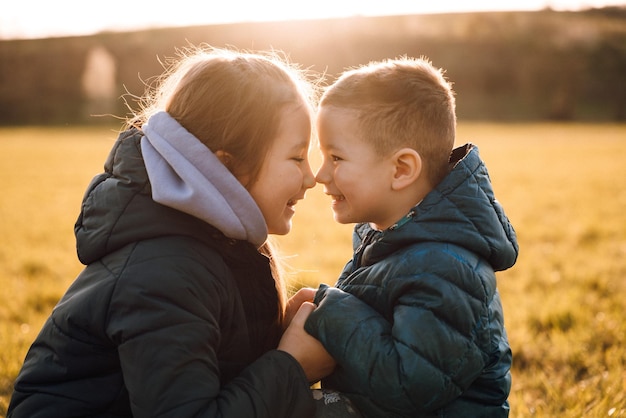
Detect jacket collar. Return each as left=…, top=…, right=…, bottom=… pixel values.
left=354, top=144, right=518, bottom=271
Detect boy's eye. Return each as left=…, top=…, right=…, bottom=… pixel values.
left=331, top=155, right=342, bottom=162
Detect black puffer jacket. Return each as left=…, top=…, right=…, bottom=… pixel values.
left=8, top=129, right=314, bottom=417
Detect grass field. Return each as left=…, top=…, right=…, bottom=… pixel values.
left=1, top=123, right=625, bottom=417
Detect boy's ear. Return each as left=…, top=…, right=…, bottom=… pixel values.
left=390, top=148, right=422, bottom=191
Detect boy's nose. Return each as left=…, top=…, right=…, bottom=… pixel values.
left=314, top=165, right=329, bottom=184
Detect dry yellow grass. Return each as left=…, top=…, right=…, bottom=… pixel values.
left=1, top=123, right=625, bottom=417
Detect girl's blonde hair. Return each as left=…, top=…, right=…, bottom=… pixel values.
left=126, top=44, right=319, bottom=322
left=128, top=44, right=317, bottom=186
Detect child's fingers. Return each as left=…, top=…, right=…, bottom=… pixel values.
left=289, top=301, right=316, bottom=327
left=289, top=287, right=316, bottom=305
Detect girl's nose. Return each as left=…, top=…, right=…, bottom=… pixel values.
left=303, top=161, right=316, bottom=190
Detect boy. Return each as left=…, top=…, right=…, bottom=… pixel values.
left=304, top=57, right=519, bottom=417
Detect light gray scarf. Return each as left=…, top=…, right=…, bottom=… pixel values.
left=141, top=111, right=267, bottom=248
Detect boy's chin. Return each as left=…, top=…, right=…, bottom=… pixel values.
left=332, top=214, right=352, bottom=225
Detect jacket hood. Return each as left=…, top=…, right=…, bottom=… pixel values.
left=74, top=124, right=264, bottom=265
left=141, top=112, right=267, bottom=248
left=357, top=143, right=518, bottom=271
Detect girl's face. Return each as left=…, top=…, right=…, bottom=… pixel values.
left=247, top=104, right=316, bottom=235
left=315, top=106, right=399, bottom=230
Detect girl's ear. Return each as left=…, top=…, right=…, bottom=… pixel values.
left=390, top=148, right=422, bottom=191
left=216, top=150, right=251, bottom=185
left=215, top=150, right=233, bottom=167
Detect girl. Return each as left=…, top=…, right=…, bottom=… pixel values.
left=8, top=46, right=333, bottom=417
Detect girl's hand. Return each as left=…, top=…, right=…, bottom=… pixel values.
left=278, top=302, right=336, bottom=383
left=283, top=287, right=317, bottom=330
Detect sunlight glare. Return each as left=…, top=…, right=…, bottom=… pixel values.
left=1, top=0, right=624, bottom=39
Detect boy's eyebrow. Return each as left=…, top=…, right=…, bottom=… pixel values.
left=319, top=142, right=340, bottom=152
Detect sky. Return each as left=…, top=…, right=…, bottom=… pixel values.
left=1, top=0, right=625, bottom=40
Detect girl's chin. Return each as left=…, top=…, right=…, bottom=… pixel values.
left=268, top=222, right=293, bottom=236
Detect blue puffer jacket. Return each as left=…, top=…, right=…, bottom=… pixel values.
left=305, top=144, right=518, bottom=418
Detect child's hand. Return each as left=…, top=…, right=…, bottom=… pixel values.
left=278, top=302, right=336, bottom=383
left=283, top=287, right=317, bottom=330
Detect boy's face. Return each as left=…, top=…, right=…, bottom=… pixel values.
left=315, top=106, right=399, bottom=230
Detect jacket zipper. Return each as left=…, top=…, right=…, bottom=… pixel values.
left=352, top=229, right=379, bottom=270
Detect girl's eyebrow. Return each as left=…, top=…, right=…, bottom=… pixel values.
left=289, top=139, right=309, bottom=152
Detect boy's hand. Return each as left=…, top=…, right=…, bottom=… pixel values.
left=283, top=287, right=317, bottom=330
left=278, top=302, right=336, bottom=383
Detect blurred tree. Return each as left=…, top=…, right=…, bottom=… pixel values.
left=0, top=9, right=624, bottom=125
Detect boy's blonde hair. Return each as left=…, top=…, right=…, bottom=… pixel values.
left=320, top=56, right=456, bottom=187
